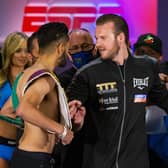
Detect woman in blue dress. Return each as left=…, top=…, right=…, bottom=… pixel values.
left=0, top=32, right=28, bottom=168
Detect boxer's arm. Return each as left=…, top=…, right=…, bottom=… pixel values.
left=16, top=76, right=70, bottom=137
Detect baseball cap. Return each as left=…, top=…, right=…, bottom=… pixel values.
left=134, top=33, right=162, bottom=55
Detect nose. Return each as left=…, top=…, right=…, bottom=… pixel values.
left=21, top=49, right=28, bottom=57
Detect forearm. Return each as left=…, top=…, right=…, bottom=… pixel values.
left=16, top=101, right=64, bottom=135
left=0, top=107, right=14, bottom=115
left=0, top=97, right=15, bottom=117
left=67, top=72, right=88, bottom=103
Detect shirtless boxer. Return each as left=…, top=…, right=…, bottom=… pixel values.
left=10, top=22, right=74, bottom=168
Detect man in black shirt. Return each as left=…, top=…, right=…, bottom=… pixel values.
left=67, top=14, right=168, bottom=168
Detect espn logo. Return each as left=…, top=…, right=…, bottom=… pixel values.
left=22, top=3, right=123, bottom=33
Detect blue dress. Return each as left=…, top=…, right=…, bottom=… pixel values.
left=0, top=80, right=15, bottom=161
left=0, top=81, right=12, bottom=109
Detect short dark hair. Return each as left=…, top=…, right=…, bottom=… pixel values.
left=36, top=22, right=69, bottom=53
left=27, top=32, right=37, bottom=53
left=96, top=14, right=129, bottom=45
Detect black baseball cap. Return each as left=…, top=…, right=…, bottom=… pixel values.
left=134, top=33, right=162, bottom=55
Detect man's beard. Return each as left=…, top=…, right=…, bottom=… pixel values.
left=58, top=52, right=67, bottom=67
left=110, top=41, right=120, bottom=60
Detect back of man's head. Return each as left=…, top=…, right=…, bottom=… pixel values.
left=133, top=33, right=163, bottom=62
left=69, top=28, right=94, bottom=45
left=36, top=22, right=69, bottom=54
left=27, top=32, right=37, bottom=54
left=134, top=33, right=162, bottom=55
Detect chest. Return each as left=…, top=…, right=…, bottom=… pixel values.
left=88, top=66, right=154, bottom=111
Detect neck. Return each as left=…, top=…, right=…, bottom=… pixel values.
left=35, top=54, right=58, bottom=72
left=112, top=45, right=129, bottom=65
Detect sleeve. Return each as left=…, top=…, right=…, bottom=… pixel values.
left=67, top=70, right=89, bottom=104
left=148, top=62, right=168, bottom=113
left=58, top=67, right=76, bottom=90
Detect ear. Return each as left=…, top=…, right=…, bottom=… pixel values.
left=92, top=45, right=97, bottom=57
left=158, top=55, right=163, bottom=63
left=117, top=32, right=125, bottom=45
left=56, top=43, right=65, bottom=56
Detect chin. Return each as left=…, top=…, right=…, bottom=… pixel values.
left=100, top=54, right=111, bottom=60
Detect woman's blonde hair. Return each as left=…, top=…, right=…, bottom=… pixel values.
left=0, top=32, right=28, bottom=87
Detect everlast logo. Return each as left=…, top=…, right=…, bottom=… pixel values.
left=133, top=77, right=149, bottom=90
left=22, top=3, right=123, bottom=33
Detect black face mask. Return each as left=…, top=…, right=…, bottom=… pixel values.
left=71, top=50, right=93, bottom=69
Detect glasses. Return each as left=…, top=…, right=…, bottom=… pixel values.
left=69, top=43, right=94, bottom=54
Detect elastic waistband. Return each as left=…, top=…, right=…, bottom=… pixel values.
left=0, top=136, right=16, bottom=146
left=16, top=148, right=52, bottom=161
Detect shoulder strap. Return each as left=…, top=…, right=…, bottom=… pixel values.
left=12, top=72, right=23, bottom=110
left=22, top=69, right=72, bottom=129
left=3, top=72, right=24, bottom=128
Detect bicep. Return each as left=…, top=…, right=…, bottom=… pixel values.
left=20, top=76, right=54, bottom=107
left=67, top=72, right=89, bottom=104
